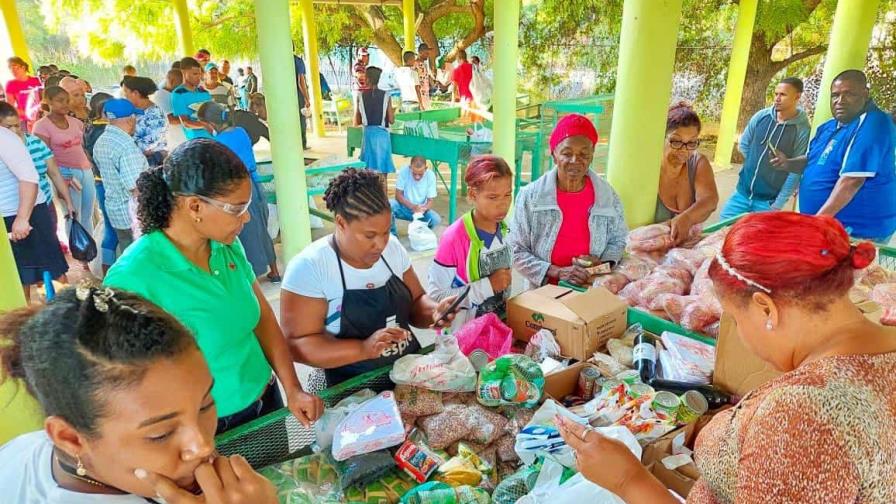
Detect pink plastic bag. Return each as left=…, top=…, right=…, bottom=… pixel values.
left=454, top=313, right=513, bottom=360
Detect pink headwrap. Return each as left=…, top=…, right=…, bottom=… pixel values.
left=549, top=113, right=598, bottom=152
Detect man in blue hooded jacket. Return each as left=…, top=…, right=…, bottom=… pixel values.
left=720, top=77, right=810, bottom=220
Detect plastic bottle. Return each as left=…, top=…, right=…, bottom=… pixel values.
left=632, top=332, right=657, bottom=384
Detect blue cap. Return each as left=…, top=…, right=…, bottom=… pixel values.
left=103, top=98, right=143, bottom=120
left=204, top=62, right=218, bottom=72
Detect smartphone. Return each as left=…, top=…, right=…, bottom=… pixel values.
left=434, top=285, right=471, bottom=326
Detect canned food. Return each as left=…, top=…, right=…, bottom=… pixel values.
left=468, top=349, right=489, bottom=371
left=652, top=391, right=681, bottom=419
left=601, top=379, right=625, bottom=396
left=677, top=390, right=709, bottom=424
left=616, top=369, right=641, bottom=386
left=628, top=383, right=655, bottom=399
left=577, top=365, right=602, bottom=400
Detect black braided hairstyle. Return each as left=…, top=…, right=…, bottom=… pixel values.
left=323, top=168, right=390, bottom=222
left=0, top=287, right=197, bottom=438
left=136, top=138, right=248, bottom=234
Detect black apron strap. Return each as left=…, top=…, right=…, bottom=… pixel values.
left=331, top=237, right=349, bottom=291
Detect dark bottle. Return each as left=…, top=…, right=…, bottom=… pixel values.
left=649, top=379, right=733, bottom=409
left=632, top=332, right=657, bottom=384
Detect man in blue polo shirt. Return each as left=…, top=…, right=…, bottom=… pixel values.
left=171, top=56, right=212, bottom=140
left=773, top=70, right=896, bottom=242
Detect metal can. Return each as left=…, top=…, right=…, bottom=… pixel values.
left=652, top=391, right=681, bottom=419
left=678, top=390, right=709, bottom=424
left=601, top=379, right=625, bottom=396
left=577, top=365, right=602, bottom=400
left=468, top=349, right=489, bottom=372
left=616, top=369, right=641, bottom=386
left=628, top=383, right=655, bottom=399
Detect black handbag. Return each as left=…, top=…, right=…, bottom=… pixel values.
left=68, top=218, right=97, bottom=262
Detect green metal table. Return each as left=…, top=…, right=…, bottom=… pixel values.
left=256, top=158, right=366, bottom=223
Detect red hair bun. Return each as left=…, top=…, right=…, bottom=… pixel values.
left=851, top=242, right=876, bottom=269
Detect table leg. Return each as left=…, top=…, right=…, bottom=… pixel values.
left=449, top=160, right=459, bottom=223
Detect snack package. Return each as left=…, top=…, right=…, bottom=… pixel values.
left=334, top=449, right=396, bottom=490
left=418, top=404, right=474, bottom=450
left=454, top=313, right=514, bottom=360
left=332, top=391, right=406, bottom=461
left=395, top=439, right=443, bottom=483
left=395, top=385, right=445, bottom=417
left=476, top=354, right=544, bottom=408
left=314, top=389, right=377, bottom=451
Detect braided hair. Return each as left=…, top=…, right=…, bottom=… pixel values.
left=0, top=287, right=197, bottom=437
left=323, top=168, right=390, bottom=222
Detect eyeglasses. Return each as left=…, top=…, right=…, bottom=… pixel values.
left=176, top=193, right=252, bottom=216
left=668, top=139, right=700, bottom=151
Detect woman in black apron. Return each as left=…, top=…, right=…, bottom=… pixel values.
left=280, top=169, right=458, bottom=388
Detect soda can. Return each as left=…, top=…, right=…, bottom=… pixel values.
left=652, top=391, right=681, bottom=419
left=576, top=365, right=602, bottom=400
left=628, top=383, right=655, bottom=399
left=678, top=390, right=709, bottom=424
left=615, top=369, right=641, bottom=386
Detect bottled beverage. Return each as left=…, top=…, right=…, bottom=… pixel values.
left=632, top=333, right=657, bottom=384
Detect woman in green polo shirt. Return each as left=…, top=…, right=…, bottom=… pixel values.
left=104, top=139, right=323, bottom=433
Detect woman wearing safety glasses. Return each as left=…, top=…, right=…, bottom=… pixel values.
left=655, top=102, right=719, bottom=245
left=104, top=139, right=324, bottom=434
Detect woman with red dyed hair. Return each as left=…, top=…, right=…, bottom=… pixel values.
left=656, top=102, right=719, bottom=244
left=429, top=155, right=514, bottom=331
left=557, top=212, right=896, bottom=503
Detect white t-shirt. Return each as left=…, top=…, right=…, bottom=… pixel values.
left=395, top=67, right=420, bottom=103
left=396, top=166, right=437, bottom=206
left=0, top=431, right=147, bottom=503
left=282, top=234, right=412, bottom=334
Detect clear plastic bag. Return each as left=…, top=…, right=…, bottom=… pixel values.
left=409, top=214, right=438, bottom=251
left=524, top=329, right=562, bottom=363
left=390, top=335, right=477, bottom=392
left=418, top=403, right=474, bottom=450
left=332, top=391, right=406, bottom=461
left=314, top=389, right=376, bottom=451
left=662, top=248, right=708, bottom=275
left=395, top=385, right=445, bottom=417
left=871, top=283, right=896, bottom=326
left=465, top=403, right=508, bottom=445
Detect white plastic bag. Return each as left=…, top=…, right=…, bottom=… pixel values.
left=314, top=389, right=376, bottom=451
left=514, top=399, right=588, bottom=468
left=408, top=213, right=438, bottom=251
left=470, top=66, right=493, bottom=109
left=515, top=457, right=626, bottom=504
left=390, top=333, right=477, bottom=392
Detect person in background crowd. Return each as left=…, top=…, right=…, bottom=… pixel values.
left=429, top=155, right=513, bottom=332
left=195, top=49, right=211, bottom=68
left=244, top=66, right=259, bottom=103
left=92, top=99, right=148, bottom=256
left=36, top=65, right=52, bottom=85
left=561, top=212, right=896, bottom=503
left=655, top=102, right=719, bottom=243
left=153, top=68, right=187, bottom=151
left=236, top=67, right=248, bottom=109
left=294, top=45, right=310, bottom=150
left=353, top=47, right=370, bottom=100
left=0, top=102, right=74, bottom=238
left=396, top=51, right=423, bottom=113
left=0, top=118, right=68, bottom=301
left=198, top=101, right=281, bottom=283
left=83, top=92, right=120, bottom=272
left=720, top=77, right=810, bottom=219
left=0, top=287, right=281, bottom=503
left=121, top=65, right=137, bottom=78
left=171, top=60, right=182, bottom=71
left=32, top=86, right=95, bottom=246
left=204, top=63, right=236, bottom=108
left=5, top=57, right=41, bottom=126
left=354, top=67, right=395, bottom=184
left=59, top=76, right=89, bottom=122
left=105, top=139, right=323, bottom=433
left=390, top=156, right=440, bottom=236
left=121, top=76, right=168, bottom=167
left=280, top=168, right=459, bottom=388
left=510, top=113, right=628, bottom=289
left=44, top=73, right=63, bottom=89
left=249, top=92, right=267, bottom=122
left=451, top=49, right=474, bottom=104
left=319, top=72, right=332, bottom=101
left=415, top=43, right=434, bottom=110
left=171, top=57, right=213, bottom=140
left=774, top=69, right=896, bottom=243
left=220, top=59, right=234, bottom=85
left=434, top=57, right=453, bottom=96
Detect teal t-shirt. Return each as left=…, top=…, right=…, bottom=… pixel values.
left=104, top=231, right=270, bottom=416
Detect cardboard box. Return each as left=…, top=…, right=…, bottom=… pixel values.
left=542, top=361, right=588, bottom=400
left=507, top=285, right=628, bottom=361
left=712, top=315, right=782, bottom=397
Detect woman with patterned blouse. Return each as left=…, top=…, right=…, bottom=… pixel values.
left=558, top=211, right=896, bottom=503
left=122, top=75, right=168, bottom=167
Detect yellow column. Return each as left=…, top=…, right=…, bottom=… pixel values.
left=492, top=0, right=519, bottom=167
left=606, top=0, right=683, bottom=227
left=0, top=219, right=42, bottom=445
left=255, top=0, right=312, bottom=260
left=402, top=0, right=415, bottom=51
left=713, top=0, right=758, bottom=169
left=1, top=0, right=31, bottom=68
left=172, top=0, right=195, bottom=57
left=812, top=0, right=881, bottom=130
left=299, top=0, right=326, bottom=138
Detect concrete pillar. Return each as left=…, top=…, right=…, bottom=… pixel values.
left=172, top=0, right=194, bottom=57
left=1, top=0, right=30, bottom=68
left=492, top=0, right=520, bottom=169
left=255, top=0, right=312, bottom=260
left=605, top=0, right=683, bottom=227
left=299, top=0, right=327, bottom=138
left=713, top=0, right=758, bottom=169
left=403, top=0, right=415, bottom=51
left=812, top=0, right=881, bottom=129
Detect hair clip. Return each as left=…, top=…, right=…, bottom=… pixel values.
left=714, top=253, right=772, bottom=294
left=75, top=284, right=137, bottom=314
left=820, top=249, right=829, bottom=256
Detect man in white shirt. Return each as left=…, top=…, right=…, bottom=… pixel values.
left=395, top=51, right=423, bottom=113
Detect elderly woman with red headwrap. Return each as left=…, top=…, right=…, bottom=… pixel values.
left=509, top=114, right=628, bottom=288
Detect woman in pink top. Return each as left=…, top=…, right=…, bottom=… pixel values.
left=32, top=86, right=95, bottom=243
left=5, top=57, right=42, bottom=126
